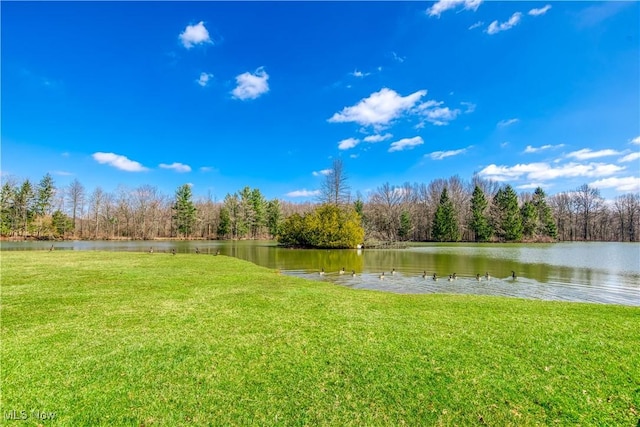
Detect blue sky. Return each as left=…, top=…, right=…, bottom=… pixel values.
left=2, top=1, right=639, bottom=201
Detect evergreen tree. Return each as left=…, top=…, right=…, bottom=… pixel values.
left=521, top=201, right=538, bottom=239
left=432, top=188, right=460, bottom=242
left=249, top=188, right=266, bottom=238
left=14, top=179, right=36, bottom=236
left=469, top=185, right=492, bottom=242
left=217, top=206, right=231, bottom=238
left=172, top=184, right=196, bottom=238
left=398, top=210, right=412, bottom=241
left=492, top=185, right=523, bottom=241
left=35, top=173, right=55, bottom=216
left=52, top=210, right=74, bottom=237
left=265, top=199, right=282, bottom=238
left=532, top=187, right=557, bottom=239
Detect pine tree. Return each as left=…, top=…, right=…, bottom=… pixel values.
left=265, top=199, right=282, bottom=238
left=217, top=207, right=231, bottom=238
left=35, top=173, right=55, bottom=216
left=398, top=210, right=412, bottom=241
left=492, top=185, right=523, bottom=241
left=532, top=187, right=557, bottom=239
left=521, top=201, right=538, bottom=239
left=432, top=188, right=460, bottom=242
left=172, top=184, right=196, bottom=238
left=469, top=185, right=492, bottom=242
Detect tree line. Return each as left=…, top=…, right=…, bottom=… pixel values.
left=1, top=165, right=638, bottom=242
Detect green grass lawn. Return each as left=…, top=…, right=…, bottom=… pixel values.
left=1, top=251, right=639, bottom=426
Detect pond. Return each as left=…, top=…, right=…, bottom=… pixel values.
left=2, top=240, right=639, bottom=306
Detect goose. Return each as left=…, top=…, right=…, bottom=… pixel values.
left=339, top=267, right=345, bottom=275
left=485, top=272, right=490, bottom=281
left=422, top=271, right=427, bottom=279
left=476, top=273, right=481, bottom=281
left=215, top=249, right=220, bottom=256
left=171, top=249, right=176, bottom=255
left=148, top=247, right=153, bottom=254
left=448, top=275, right=454, bottom=282
left=49, top=245, right=54, bottom=252
left=391, top=268, right=396, bottom=276
left=319, top=268, right=325, bottom=276
left=511, top=271, right=517, bottom=279
left=452, top=273, right=458, bottom=280
left=351, top=270, right=356, bottom=277
left=432, top=273, right=438, bottom=281
left=379, top=272, right=385, bottom=280
left=195, top=248, right=200, bottom=254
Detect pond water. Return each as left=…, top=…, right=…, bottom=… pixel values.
left=2, top=240, right=639, bottom=306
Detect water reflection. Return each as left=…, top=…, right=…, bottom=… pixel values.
left=2, top=240, right=638, bottom=306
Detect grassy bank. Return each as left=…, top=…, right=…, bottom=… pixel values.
left=1, top=251, right=638, bottom=426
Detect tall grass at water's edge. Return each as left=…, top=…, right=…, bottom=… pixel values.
left=1, top=251, right=639, bottom=426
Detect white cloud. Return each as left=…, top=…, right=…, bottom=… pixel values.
left=529, top=4, right=552, bottom=16
left=524, top=144, right=564, bottom=153
left=338, top=137, right=360, bottom=150
left=468, top=21, right=484, bottom=30
left=487, top=12, right=522, bottom=35
left=312, top=169, right=332, bottom=177
left=159, top=162, right=192, bottom=173
left=460, top=101, right=476, bottom=113
left=391, top=52, right=405, bottom=63
left=389, top=136, right=424, bottom=153
left=497, top=118, right=519, bottom=127
left=92, top=152, right=148, bottom=172
left=196, top=72, right=214, bottom=87
left=517, top=182, right=550, bottom=190
left=364, top=133, right=393, bottom=143
left=286, top=189, right=320, bottom=198
left=422, top=106, right=460, bottom=126
left=179, top=21, right=212, bottom=49
left=231, top=67, right=269, bottom=100
left=429, top=147, right=469, bottom=160
left=414, top=100, right=460, bottom=126
left=566, top=148, right=621, bottom=160
left=53, top=170, right=74, bottom=176
left=630, top=136, right=640, bottom=145
left=619, top=152, right=640, bottom=163
left=479, top=162, right=625, bottom=182
left=589, top=176, right=640, bottom=192
left=328, top=88, right=426, bottom=128
left=200, top=166, right=214, bottom=172
left=351, top=70, right=370, bottom=78
left=427, top=0, right=482, bottom=17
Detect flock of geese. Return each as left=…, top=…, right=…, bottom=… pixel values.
left=320, top=267, right=518, bottom=281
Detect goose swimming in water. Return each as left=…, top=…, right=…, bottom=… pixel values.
left=351, top=270, right=356, bottom=277
left=379, top=272, right=385, bottom=280
left=391, top=268, right=396, bottom=276
left=485, top=272, right=490, bottom=281
left=319, top=268, right=325, bottom=276
left=339, top=267, right=345, bottom=275
left=511, top=271, right=517, bottom=279
left=476, top=273, right=481, bottom=281
left=422, top=271, right=427, bottom=279
left=448, top=275, right=454, bottom=282
left=148, top=247, right=153, bottom=254
left=432, top=273, right=438, bottom=281
left=452, top=273, right=458, bottom=280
